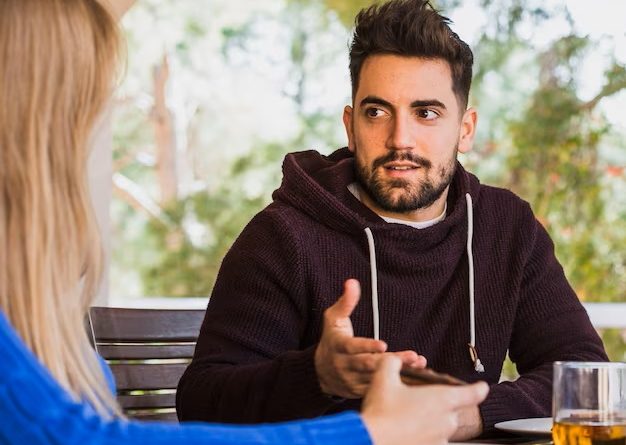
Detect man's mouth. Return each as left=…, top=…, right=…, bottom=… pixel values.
left=383, top=162, right=420, bottom=171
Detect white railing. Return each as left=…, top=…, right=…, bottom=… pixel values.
left=108, top=297, right=626, bottom=329
left=582, top=303, right=626, bottom=328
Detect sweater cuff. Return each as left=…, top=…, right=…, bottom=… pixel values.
left=275, top=345, right=344, bottom=418
left=303, top=412, right=371, bottom=445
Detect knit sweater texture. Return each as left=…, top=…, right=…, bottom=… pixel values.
left=0, top=310, right=370, bottom=445
left=176, top=148, right=607, bottom=431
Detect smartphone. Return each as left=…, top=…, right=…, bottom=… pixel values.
left=400, top=367, right=466, bottom=386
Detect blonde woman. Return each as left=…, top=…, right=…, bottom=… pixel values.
left=0, top=0, right=487, bottom=444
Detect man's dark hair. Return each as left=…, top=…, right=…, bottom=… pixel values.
left=349, top=0, right=474, bottom=110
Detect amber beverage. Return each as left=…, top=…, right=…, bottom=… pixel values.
left=553, top=419, right=626, bottom=445
left=552, top=362, right=626, bottom=445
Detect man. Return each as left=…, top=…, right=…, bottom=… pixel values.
left=176, top=0, right=607, bottom=439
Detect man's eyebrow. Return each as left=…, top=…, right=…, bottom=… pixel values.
left=359, top=95, right=392, bottom=108
left=359, top=96, right=447, bottom=110
left=411, top=99, right=446, bottom=109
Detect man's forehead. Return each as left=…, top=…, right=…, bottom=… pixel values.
left=356, top=54, right=456, bottom=105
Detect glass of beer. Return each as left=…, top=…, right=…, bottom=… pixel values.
left=552, top=361, right=626, bottom=445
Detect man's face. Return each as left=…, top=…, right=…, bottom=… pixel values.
left=343, top=54, right=476, bottom=218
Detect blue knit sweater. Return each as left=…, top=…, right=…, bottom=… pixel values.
left=0, top=311, right=371, bottom=445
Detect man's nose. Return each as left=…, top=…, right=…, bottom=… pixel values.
left=387, top=114, right=416, bottom=151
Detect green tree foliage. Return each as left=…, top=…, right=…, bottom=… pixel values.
left=462, top=1, right=626, bottom=362
left=321, top=0, right=378, bottom=27
left=112, top=0, right=351, bottom=296
left=507, top=37, right=626, bottom=303
left=140, top=156, right=273, bottom=296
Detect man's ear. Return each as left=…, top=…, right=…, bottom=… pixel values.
left=458, top=107, right=477, bottom=154
left=343, top=105, right=355, bottom=153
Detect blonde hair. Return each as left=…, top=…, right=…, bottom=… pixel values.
left=0, top=0, right=122, bottom=416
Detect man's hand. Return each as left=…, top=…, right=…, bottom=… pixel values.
left=449, top=405, right=484, bottom=441
left=314, top=279, right=427, bottom=398
left=361, top=356, right=489, bottom=445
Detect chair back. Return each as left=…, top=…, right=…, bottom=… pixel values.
left=87, top=307, right=205, bottom=421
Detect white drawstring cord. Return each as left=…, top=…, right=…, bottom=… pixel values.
left=466, top=193, right=484, bottom=373
left=364, top=227, right=380, bottom=340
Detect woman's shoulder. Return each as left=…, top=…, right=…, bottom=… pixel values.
left=0, top=310, right=31, bottom=370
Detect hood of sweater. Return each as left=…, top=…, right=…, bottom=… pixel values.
left=273, top=147, right=480, bottom=240
left=273, top=147, right=487, bottom=373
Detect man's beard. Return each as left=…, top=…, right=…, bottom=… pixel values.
left=355, top=147, right=458, bottom=213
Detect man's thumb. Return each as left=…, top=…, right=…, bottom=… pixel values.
left=329, top=279, right=361, bottom=319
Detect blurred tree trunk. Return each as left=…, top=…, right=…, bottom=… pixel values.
left=152, top=54, right=178, bottom=205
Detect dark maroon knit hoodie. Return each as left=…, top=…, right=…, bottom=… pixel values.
left=176, top=148, right=607, bottom=432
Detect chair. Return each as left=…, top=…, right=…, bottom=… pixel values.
left=87, top=307, right=205, bottom=421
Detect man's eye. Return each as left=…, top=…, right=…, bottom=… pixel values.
left=417, top=109, right=438, bottom=120
left=366, top=108, right=385, bottom=118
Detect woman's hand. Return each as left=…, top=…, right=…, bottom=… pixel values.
left=361, top=356, right=489, bottom=445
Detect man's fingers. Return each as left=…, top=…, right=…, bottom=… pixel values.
left=325, top=279, right=361, bottom=322
left=410, top=354, right=427, bottom=368
left=345, top=353, right=384, bottom=373
left=334, top=335, right=387, bottom=354
left=392, top=350, right=427, bottom=367
left=343, top=350, right=421, bottom=373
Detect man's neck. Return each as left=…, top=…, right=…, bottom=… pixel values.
left=359, top=186, right=450, bottom=223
